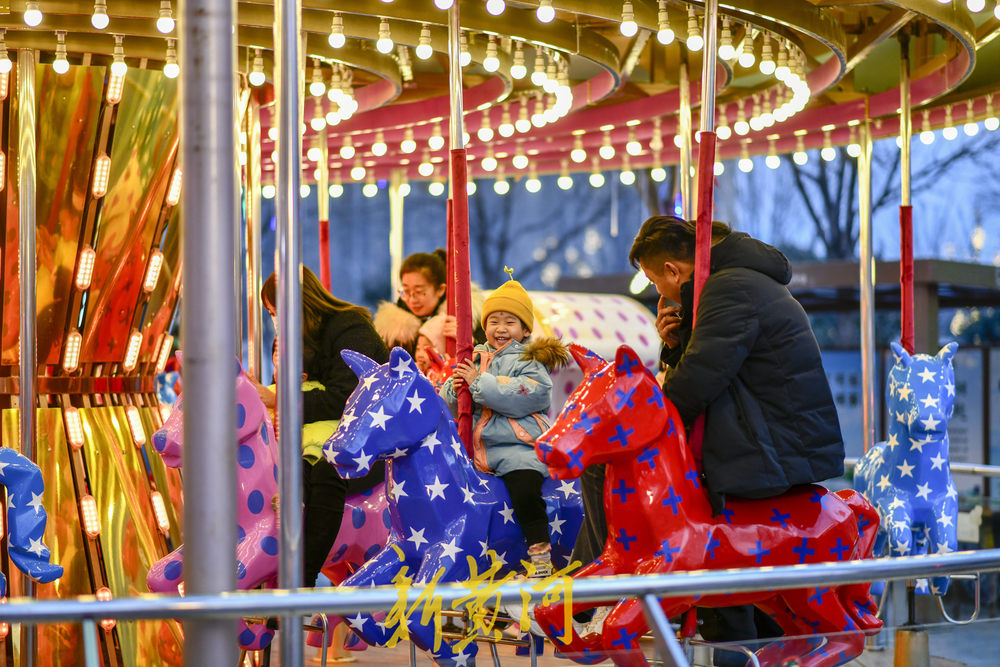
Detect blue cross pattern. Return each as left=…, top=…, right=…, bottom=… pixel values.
left=647, top=391, right=664, bottom=409
left=567, top=449, right=584, bottom=471
left=829, top=538, right=851, bottom=561
left=637, top=445, right=659, bottom=470
left=616, top=356, right=641, bottom=377
left=574, top=412, right=601, bottom=434
left=536, top=440, right=552, bottom=461
left=661, top=487, right=682, bottom=515
left=705, top=532, right=721, bottom=559
left=843, top=613, right=858, bottom=632
left=611, top=627, right=639, bottom=649
left=609, top=424, right=634, bottom=448
left=854, top=599, right=874, bottom=615
left=685, top=468, right=700, bottom=488
left=615, top=528, right=638, bottom=551
left=809, top=490, right=828, bottom=507
left=809, top=587, right=829, bottom=605
left=720, top=508, right=735, bottom=524
left=655, top=539, right=681, bottom=562
left=612, top=479, right=636, bottom=503
left=857, top=514, right=870, bottom=537
left=792, top=537, right=815, bottom=564
left=748, top=540, right=770, bottom=564
left=770, top=509, right=791, bottom=528
left=614, top=387, right=636, bottom=410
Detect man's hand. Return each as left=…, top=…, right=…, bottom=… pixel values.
left=452, top=358, right=479, bottom=389
left=655, top=296, right=683, bottom=348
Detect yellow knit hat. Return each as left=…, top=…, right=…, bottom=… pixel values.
left=482, top=270, right=534, bottom=331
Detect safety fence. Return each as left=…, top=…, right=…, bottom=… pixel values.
left=1, top=549, right=999, bottom=667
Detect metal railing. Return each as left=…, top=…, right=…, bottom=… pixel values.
left=2, top=549, right=999, bottom=667
left=844, top=458, right=1000, bottom=478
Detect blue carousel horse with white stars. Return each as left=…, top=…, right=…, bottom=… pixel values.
left=325, top=347, right=583, bottom=667
left=0, top=447, right=64, bottom=596
left=854, top=341, right=958, bottom=594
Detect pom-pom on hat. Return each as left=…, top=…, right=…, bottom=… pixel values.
left=481, top=267, right=534, bottom=331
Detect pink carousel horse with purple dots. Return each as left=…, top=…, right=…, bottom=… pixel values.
left=147, top=359, right=389, bottom=651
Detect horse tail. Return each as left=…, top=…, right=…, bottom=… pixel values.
left=0, top=448, right=64, bottom=596
left=834, top=489, right=883, bottom=634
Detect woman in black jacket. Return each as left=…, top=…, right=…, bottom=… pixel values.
left=255, top=266, right=389, bottom=587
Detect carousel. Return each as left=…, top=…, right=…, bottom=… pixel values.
left=0, top=0, right=998, bottom=666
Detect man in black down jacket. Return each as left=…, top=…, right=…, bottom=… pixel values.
left=628, top=215, right=844, bottom=664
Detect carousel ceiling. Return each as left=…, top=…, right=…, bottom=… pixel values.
left=1, top=0, right=999, bottom=189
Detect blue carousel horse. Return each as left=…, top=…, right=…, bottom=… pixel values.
left=325, top=347, right=583, bottom=667
left=854, top=341, right=958, bottom=594
left=0, top=447, right=64, bottom=595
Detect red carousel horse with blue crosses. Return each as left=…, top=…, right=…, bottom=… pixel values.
left=532, top=345, right=881, bottom=667
left=854, top=342, right=958, bottom=595
left=326, top=347, right=583, bottom=667
left=147, top=359, right=390, bottom=651
left=0, top=448, right=64, bottom=596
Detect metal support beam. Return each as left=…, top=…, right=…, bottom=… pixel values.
left=858, top=112, right=875, bottom=453
left=245, top=96, right=263, bottom=378
left=678, top=57, right=692, bottom=219
left=180, top=0, right=239, bottom=663
left=389, top=169, right=404, bottom=298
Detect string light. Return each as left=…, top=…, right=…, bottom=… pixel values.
left=339, top=135, right=355, bottom=160
left=738, top=27, right=755, bottom=68
left=493, top=168, right=509, bottom=195
left=165, top=167, right=183, bottom=205
left=460, top=32, right=471, bottom=68
left=262, top=184, right=276, bottom=199
left=498, top=103, right=515, bottom=137
left=53, top=31, right=69, bottom=74
left=821, top=130, right=836, bottom=161
left=111, top=34, right=128, bottom=76
left=512, top=142, right=528, bottom=169
left=557, top=160, right=573, bottom=190
left=75, top=246, right=97, bottom=289
left=847, top=125, right=862, bottom=157
left=570, top=134, right=587, bottom=163
left=656, top=0, right=674, bottom=45
left=525, top=164, right=541, bottom=193
left=966, top=0, right=985, bottom=11
left=985, top=95, right=999, bottom=131
left=589, top=157, right=605, bottom=188
left=123, top=330, right=143, bottom=371
left=620, top=1, right=638, bottom=37
left=362, top=175, right=378, bottom=198
left=400, top=127, right=417, bottom=153
left=483, top=35, right=500, bottom=72
left=599, top=130, right=615, bottom=160
left=537, top=0, right=555, bottom=23
left=792, top=135, right=808, bottom=165
left=24, top=0, right=42, bottom=27
left=738, top=142, right=754, bottom=172
left=481, top=145, right=497, bottom=172
left=467, top=180, right=477, bottom=195
left=92, top=0, right=109, bottom=30
left=143, top=250, right=164, bottom=292
left=63, top=330, right=82, bottom=372
left=428, top=124, right=445, bottom=151
left=759, top=34, right=775, bottom=75
left=734, top=101, right=749, bottom=136
left=64, top=407, right=85, bottom=448
left=626, top=127, right=642, bottom=156
left=156, top=0, right=175, bottom=33
left=309, top=60, right=326, bottom=97
left=416, top=24, right=433, bottom=60
left=398, top=176, right=411, bottom=198
left=510, top=41, right=527, bottom=79
left=434, top=0, right=454, bottom=8
left=350, top=157, right=366, bottom=181
left=686, top=6, right=703, bottom=51
left=515, top=99, right=531, bottom=133
left=718, top=17, right=735, bottom=60
left=329, top=173, right=344, bottom=198
left=765, top=138, right=780, bottom=168
left=942, top=105, right=957, bottom=140
left=164, top=39, right=179, bottom=79
left=0, top=31, right=10, bottom=74
left=428, top=175, right=445, bottom=197
left=376, top=18, right=393, bottom=54
left=486, top=0, right=506, bottom=16
left=92, top=154, right=112, bottom=197
left=963, top=100, right=979, bottom=136
left=619, top=156, right=636, bottom=185
left=329, top=12, right=346, bottom=48
left=418, top=150, right=434, bottom=177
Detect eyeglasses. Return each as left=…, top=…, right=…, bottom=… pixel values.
left=398, top=287, right=430, bottom=300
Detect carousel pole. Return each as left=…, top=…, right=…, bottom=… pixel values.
left=274, top=0, right=305, bottom=659
left=448, top=4, right=473, bottom=451
left=858, top=100, right=876, bottom=455
left=318, top=127, right=332, bottom=290
left=899, top=38, right=915, bottom=355
left=17, top=47, right=38, bottom=667
left=179, top=0, right=239, bottom=660
left=245, top=95, right=264, bottom=378
left=234, top=81, right=244, bottom=356
left=389, top=169, right=405, bottom=298
left=677, top=57, right=692, bottom=219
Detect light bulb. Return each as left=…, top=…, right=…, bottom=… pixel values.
left=460, top=32, right=471, bottom=67
left=300, top=184, right=311, bottom=198
left=738, top=30, right=756, bottom=68
left=483, top=36, right=500, bottom=72
left=619, top=169, right=635, bottom=185
left=713, top=161, right=725, bottom=175
left=493, top=178, right=509, bottom=195
left=847, top=142, right=861, bottom=157
left=111, top=34, right=127, bottom=76
left=985, top=116, right=999, bottom=132
left=967, top=0, right=986, bottom=11
left=53, top=32, right=69, bottom=74
left=510, top=42, right=527, bottom=79
left=376, top=18, right=393, bottom=54
left=525, top=177, right=541, bottom=193
left=759, top=34, right=775, bottom=75
left=589, top=171, right=605, bottom=187
left=416, top=24, right=433, bottom=60
left=626, top=128, right=642, bottom=156
left=486, top=0, right=506, bottom=16
left=164, top=61, right=179, bottom=79
left=571, top=136, right=587, bottom=163
left=363, top=180, right=378, bottom=198
left=557, top=175, right=573, bottom=190
left=467, top=180, right=477, bottom=195
left=418, top=153, right=434, bottom=176
left=429, top=180, right=445, bottom=196
left=309, top=62, right=326, bottom=97
left=262, top=184, right=276, bottom=199
left=718, top=18, right=736, bottom=61
left=478, top=115, right=494, bottom=142
left=92, top=0, right=109, bottom=30
left=765, top=154, right=780, bottom=169
left=329, top=182, right=344, bottom=198
left=512, top=147, right=529, bottom=170
left=498, top=105, right=514, bottom=138
left=537, top=0, right=555, bottom=23
left=620, top=1, right=638, bottom=37
left=428, top=125, right=445, bottom=151
left=481, top=153, right=498, bottom=172
left=686, top=7, right=703, bottom=51
left=398, top=181, right=411, bottom=197
left=734, top=120, right=749, bottom=136
left=793, top=150, right=808, bottom=165
left=995, top=3, right=1000, bottom=19
left=942, top=125, right=958, bottom=140
left=350, top=161, right=366, bottom=181
left=307, top=145, right=322, bottom=162
left=738, top=157, right=753, bottom=173
left=515, top=102, right=531, bottom=133
left=657, top=0, right=674, bottom=44
left=400, top=128, right=416, bottom=153
left=434, top=0, right=454, bottom=8
left=329, top=13, right=346, bottom=48
left=371, top=131, right=387, bottom=157
left=156, top=0, right=175, bottom=34
left=24, top=1, right=42, bottom=27
left=340, top=138, right=355, bottom=160
left=650, top=166, right=666, bottom=182
left=821, top=146, right=836, bottom=161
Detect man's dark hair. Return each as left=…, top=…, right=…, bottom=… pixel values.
left=628, top=215, right=732, bottom=269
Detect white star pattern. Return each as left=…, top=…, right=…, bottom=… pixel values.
left=498, top=503, right=516, bottom=524
left=421, top=432, right=441, bottom=453
left=893, top=542, right=909, bottom=555
left=392, top=357, right=412, bottom=376
left=557, top=480, right=579, bottom=498
left=361, top=375, right=378, bottom=391
left=918, top=395, right=940, bottom=409
left=439, top=538, right=462, bottom=562
left=917, top=367, right=937, bottom=383
left=405, top=392, right=425, bottom=414
left=920, top=415, right=941, bottom=431
left=885, top=433, right=899, bottom=451
left=389, top=447, right=408, bottom=459
left=896, top=460, right=915, bottom=478
left=946, top=484, right=958, bottom=499
left=27, top=537, right=45, bottom=557
left=450, top=437, right=465, bottom=455
left=340, top=411, right=357, bottom=429
left=877, top=475, right=892, bottom=492
left=896, top=385, right=913, bottom=401
left=549, top=516, right=566, bottom=535
left=368, top=407, right=391, bottom=430
left=347, top=613, right=367, bottom=631
left=888, top=497, right=905, bottom=511
left=353, top=451, right=373, bottom=473
left=460, top=486, right=476, bottom=503
left=391, top=480, right=408, bottom=500
left=914, top=483, right=932, bottom=500
left=915, top=579, right=929, bottom=593
left=27, top=492, right=44, bottom=514
left=870, top=448, right=885, bottom=466
left=479, top=541, right=490, bottom=557
left=895, top=411, right=907, bottom=425
left=929, top=452, right=946, bottom=471
left=937, top=512, right=953, bottom=528
left=936, top=541, right=953, bottom=554
left=407, top=528, right=429, bottom=549
left=909, top=435, right=933, bottom=453
left=0, top=460, right=9, bottom=477
left=452, top=649, right=472, bottom=667
left=944, top=381, right=955, bottom=397
left=425, top=476, right=449, bottom=501
left=491, top=551, right=507, bottom=567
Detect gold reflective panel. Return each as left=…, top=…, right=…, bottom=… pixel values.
left=80, top=406, right=182, bottom=666
left=82, top=70, right=178, bottom=364
left=33, top=65, right=105, bottom=366
left=140, top=207, right=181, bottom=360
left=140, top=406, right=183, bottom=545
left=1, top=64, right=22, bottom=364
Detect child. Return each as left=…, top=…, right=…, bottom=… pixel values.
left=441, top=274, right=567, bottom=577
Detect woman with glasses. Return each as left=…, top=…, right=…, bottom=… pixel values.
left=373, top=249, right=485, bottom=356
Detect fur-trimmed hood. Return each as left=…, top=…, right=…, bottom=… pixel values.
left=372, top=286, right=487, bottom=351
left=520, top=336, right=569, bottom=372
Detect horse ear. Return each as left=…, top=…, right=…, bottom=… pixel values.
left=569, top=344, right=605, bottom=375
left=890, top=341, right=912, bottom=368
left=937, top=342, right=958, bottom=362
left=341, top=349, right=379, bottom=378
left=390, top=347, right=416, bottom=377
left=614, top=345, right=644, bottom=376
